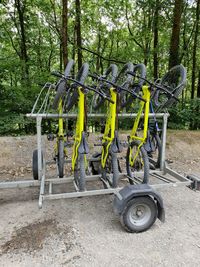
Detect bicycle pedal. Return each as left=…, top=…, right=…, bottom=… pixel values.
left=47, top=134, right=55, bottom=141
left=65, top=141, right=74, bottom=147
left=120, top=141, right=128, bottom=147
left=94, top=143, right=102, bottom=146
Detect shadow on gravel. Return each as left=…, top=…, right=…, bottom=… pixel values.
left=0, top=219, right=74, bottom=255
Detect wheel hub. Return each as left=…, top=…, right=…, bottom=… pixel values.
left=136, top=208, right=144, bottom=217
left=128, top=203, right=151, bottom=226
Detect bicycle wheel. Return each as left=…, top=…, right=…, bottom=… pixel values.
left=153, top=64, right=187, bottom=110
left=58, top=139, right=64, bottom=178
left=123, top=63, right=146, bottom=109
left=90, top=152, right=101, bottom=175
left=148, top=133, right=161, bottom=168
left=101, top=151, right=119, bottom=188
left=74, top=153, right=86, bottom=191
left=65, top=63, right=89, bottom=111
left=132, top=64, right=146, bottom=93
left=52, top=59, right=75, bottom=109
left=64, top=59, right=75, bottom=77
left=52, top=79, right=66, bottom=110
left=93, top=64, right=118, bottom=110
left=126, top=140, right=149, bottom=184
left=115, top=62, right=134, bottom=108
left=32, top=149, right=43, bottom=180
left=120, top=196, right=157, bottom=233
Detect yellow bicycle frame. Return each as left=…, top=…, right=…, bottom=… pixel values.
left=129, top=85, right=150, bottom=166
left=72, top=87, right=85, bottom=171
left=58, top=99, right=64, bottom=137
left=101, top=88, right=117, bottom=168
left=54, top=99, right=67, bottom=155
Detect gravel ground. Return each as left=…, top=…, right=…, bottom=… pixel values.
left=0, top=130, right=200, bottom=267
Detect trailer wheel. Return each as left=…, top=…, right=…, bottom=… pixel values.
left=120, top=196, right=157, bottom=233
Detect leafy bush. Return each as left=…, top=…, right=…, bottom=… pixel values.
left=168, top=98, right=200, bottom=130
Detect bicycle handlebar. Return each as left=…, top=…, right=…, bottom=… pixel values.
left=51, top=71, right=114, bottom=104
left=126, top=71, right=179, bottom=101
left=89, top=73, right=146, bottom=103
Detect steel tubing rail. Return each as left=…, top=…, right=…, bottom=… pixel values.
left=26, top=113, right=169, bottom=119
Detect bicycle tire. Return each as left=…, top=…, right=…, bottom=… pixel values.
left=74, top=153, right=86, bottom=191
left=65, top=63, right=89, bottom=111
left=32, top=149, right=43, bottom=180
left=93, top=64, right=118, bottom=110
left=52, top=79, right=66, bottom=110
left=52, top=59, right=75, bottom=109
left=115, top=62, right=134, bottom=109
left=58, top=139, right=64, bottom=178
left=90, top=152, right=101, bottom=175
left=101, top=151, right=119, bottom=188
left=122, top=63, right=146, bottom=109
left=152, top=133, right=161, bottom=168
left=153, top=64, right=187, bottom=110
left=126, top=140, right=149, bottom=184
left=147, top=132, right=162, bottom=168
left=64, top=59, right=75, bottom=77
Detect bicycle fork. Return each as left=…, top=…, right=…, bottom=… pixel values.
left=101, top=88, right=119, bottom=168
left=129, top=85, right=150, bottom=166
left=72, top=88, right=88, bottom=171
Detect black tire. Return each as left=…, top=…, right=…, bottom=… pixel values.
left=52, top=79, right=66, bottom=110
left=90, top=152, right=101, bottom=175
left=64, top=59, right=75, bottom=77
left=115, top=62, right=134, bottom=108
left=65, top=63, right=89, bottom=111
left=132, top=63, right=147, bottom=93
left=101, top=151, right=119, bottom=188
left=32, top=149, right=43, bottom=180
left=149, top=133, right=162, bottom=168
left=93, top=64, right=118, bottom=110
left=122, top=63, right=146, bottom=109
left=153, top=64, right=187, bottom=110
left=52, top=59, right=75, bottom=109
left=58, top=139, right=64, bottom=178
left=74, top=153, right=86, bottom=191
left=120, top=196, right=157, bottom=233
left=126, top=141, right=149, bottom=184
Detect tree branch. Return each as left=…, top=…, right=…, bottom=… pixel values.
left=68, top=38, right=126, bottom=64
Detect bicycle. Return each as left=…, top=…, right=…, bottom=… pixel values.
left=90, top=63, right=141, bottom=188
left=144, top=64, right=187, bottom=169
left=32, top=60, right=74, bottom=180
left=124, top=64, right=186, bottom=184
left=51, top=59, right=75, bottom=178
left=52, top=63, right=114, bottom=191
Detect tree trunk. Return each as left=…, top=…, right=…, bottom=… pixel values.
left=191, top=0, right=200, bottom=99
left=153, top=0, right=159, bottom=80
left=62, top=0, right=68, bottom=70
left=168, top=0, right=184, bottom=69
left=75, top=0, right=82, bottom=69
left=72, top=24, right=76, bottom=76
left=197, top=69, right=200, bottom=98
left=96, top=30, right=101, bottom=73
left=14, top=0, right=29, bottom=84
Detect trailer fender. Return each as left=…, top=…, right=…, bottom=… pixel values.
left=113, top=184, right=165, bottom=222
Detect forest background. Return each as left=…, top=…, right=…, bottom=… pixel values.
left=0, top=0, right=199, bottom=135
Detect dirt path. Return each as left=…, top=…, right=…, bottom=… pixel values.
left=0, top=131, right=200, bottom=267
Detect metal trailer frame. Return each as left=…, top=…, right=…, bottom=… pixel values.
left=0, top=112, right=192, bottom=208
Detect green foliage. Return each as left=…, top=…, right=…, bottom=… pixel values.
left=168, top=98, right=200, bottom=130
left=0, top=0, right=199, bottom=135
